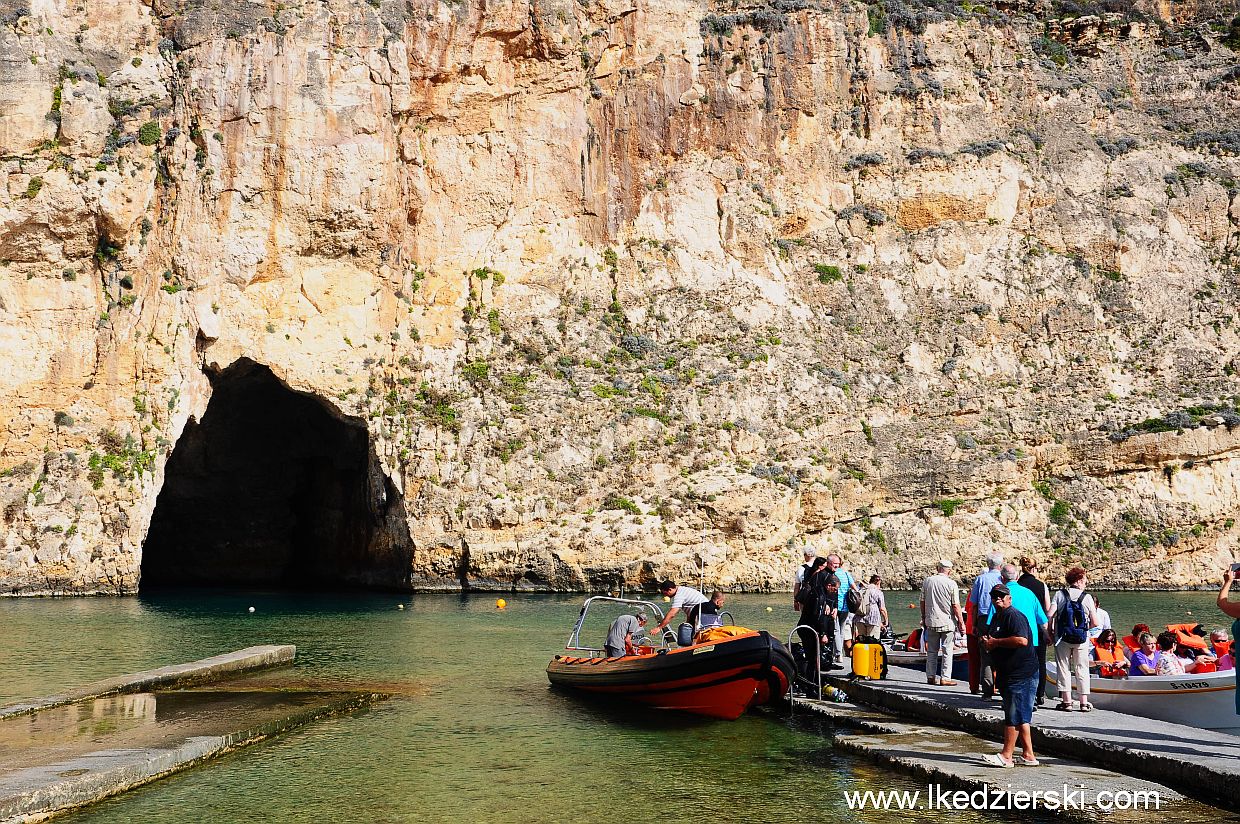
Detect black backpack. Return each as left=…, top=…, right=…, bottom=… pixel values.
left=845, top=578, right=864, bottom=613
left=799, top=565, right=821, bottom=615
left=804, top=568, right=838, bottom=618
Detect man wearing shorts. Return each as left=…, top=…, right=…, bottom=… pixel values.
left=980, top=584, right=1039, bottom=768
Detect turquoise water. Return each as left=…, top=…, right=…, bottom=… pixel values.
left=2, top=589, right=1226, bottom=822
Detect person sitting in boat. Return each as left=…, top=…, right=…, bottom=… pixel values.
left=1210, top=629, right=1233, bottom=671
left=1089, top=629, right=1130, bottom=678
left=1175, top=643, right=1217, bottom=673
left=698, top=591, right=726, bottom=629
left=1122, top=624, right=1151, bottom=653
left=1155, top=631, right=1194, bottom=675
left=605, top=609, right=648, bottom=658
left=650, top=580, right=709, bottom=645
left=1129, top=632, right=1161, bottom=675
left=905, top=626, right=926, bottom=652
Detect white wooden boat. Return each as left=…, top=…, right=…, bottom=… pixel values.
left=1047, top=662, right=1238, bottom=732
left=887, top=644, right=972, bottom=679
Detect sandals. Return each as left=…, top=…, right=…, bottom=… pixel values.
left=981, top=753, right=1014, bottom=768
left=1017, top=755, right=1040, bottom=766
left=1079, top=702, right=1094, bottom=712
left=939, top=679, right=959, bottom=686
left=1055, top=701, right=1073, bottom=711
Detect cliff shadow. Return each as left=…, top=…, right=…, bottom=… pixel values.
left=141, top=358, right=412, bottom=591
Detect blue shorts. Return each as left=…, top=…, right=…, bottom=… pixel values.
left=1001, top=675, right=1037, bottom=727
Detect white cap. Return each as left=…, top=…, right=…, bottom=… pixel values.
left=938, top=559, right=953, bottom=569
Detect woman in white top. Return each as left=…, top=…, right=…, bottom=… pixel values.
left=1088, top=594, right=1111, bottom=639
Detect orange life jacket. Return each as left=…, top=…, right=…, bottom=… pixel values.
left=1122, top=634, right=1141, bottom=652
left=1092, top=640, right=1128, bottom=677
left=1166, top=623, right=1209, bottom=651
left=1214, top=639, right=1233, bottom=657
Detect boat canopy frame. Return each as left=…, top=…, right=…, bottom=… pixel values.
left=565, top=596, right=668, bottom=655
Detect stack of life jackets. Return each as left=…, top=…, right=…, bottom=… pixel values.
left=1167, top=623, right=1216, bottom=673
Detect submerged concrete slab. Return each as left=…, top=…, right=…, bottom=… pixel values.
left=0, top=646, right=296, bottom=720
left=797, top=698, right=1228, bottom=823
left=0, top=689, right=379, bottom=823
left=823, top=666, right=1240, bottom=811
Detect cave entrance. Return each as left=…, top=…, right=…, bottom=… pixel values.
left=141, top=358, right=412, bottom=591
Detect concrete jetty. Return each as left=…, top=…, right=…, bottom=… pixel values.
left=822, top=665, right=1240, bottom=811
left=0, top=646, right=379, bottom=823
left=0, top=645, right=296, bottom=720
left=796, top=698, right=1226, bottom=822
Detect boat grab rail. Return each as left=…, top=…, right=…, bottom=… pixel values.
left=566, top=596, right=668, bottom=656
left=787, top=625, right=823, bottom=711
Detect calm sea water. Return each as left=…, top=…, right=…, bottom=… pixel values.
left=1, top=588, right=1225, bottom=823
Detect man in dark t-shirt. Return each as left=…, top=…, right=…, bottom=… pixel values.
left=980, top=584, right=1039, bottom=768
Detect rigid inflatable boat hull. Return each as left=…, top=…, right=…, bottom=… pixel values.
left=546, top=630, right=795, bottom=720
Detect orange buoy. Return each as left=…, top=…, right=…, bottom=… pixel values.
left=496, top=598, right=507, bottom=609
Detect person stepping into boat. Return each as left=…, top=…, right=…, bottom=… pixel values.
left=921, top=560, right=964, bottom=686
left=651, top=580, right=708, bottom=645
left=1048, top=567, right=1098, bottom=712
left=980, top=584, right=1040, bottom=768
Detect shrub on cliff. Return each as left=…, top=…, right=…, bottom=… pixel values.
left=814, top=263, right=842, bottom=283
left=602, top=495, right=642, bottom=515
left=1096, top=136, right=1139, bottom=158
left=137, top=121, right=161, bottom=146
left=959, top=140, right=1005, bottom=158
left=1177, top=130, right=1240, bottom=156
left=838, top=204, right=887, bottom=226
left=844, top=153, right=885, bottom=171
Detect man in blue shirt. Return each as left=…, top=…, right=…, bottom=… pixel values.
left=826, top=553, right=854, bottom=663
left=986, top=565, right=1048, bottom=646
left=969, top=553, right=1004, bottom=699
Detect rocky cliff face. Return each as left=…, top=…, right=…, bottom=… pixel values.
left=2, top=0, right=1239, bottom=594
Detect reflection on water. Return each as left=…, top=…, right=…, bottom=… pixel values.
left=2, top=589, right=1207, bottom=823
left=0, top=694, right=155, bottom=754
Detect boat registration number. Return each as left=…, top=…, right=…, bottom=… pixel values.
left=1171, top=680, right=1208, bottom=690
left=692, top=645, right=716, bottom=655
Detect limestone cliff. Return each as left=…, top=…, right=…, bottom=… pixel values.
left=2, top=0, right=1240, bottom=594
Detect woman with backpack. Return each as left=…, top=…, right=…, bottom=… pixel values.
left=1048, top=567, right=1099, bottom=711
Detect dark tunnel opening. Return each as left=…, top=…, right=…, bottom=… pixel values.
left=141, top=358, right=412, bottom=591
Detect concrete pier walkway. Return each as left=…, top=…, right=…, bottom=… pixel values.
left=822, top=665, right=1240, bottom=810
left=0, top=646, right=379, bottom=823
left=797, top=698, right=1226, bottom=822
left=0, top=645, right=296, bottom=720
